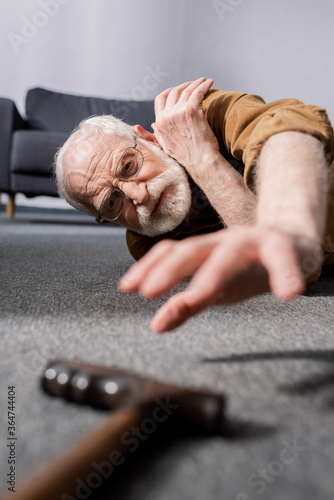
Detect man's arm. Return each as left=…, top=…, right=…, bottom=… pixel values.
left=119, top=80, right=333, bottom=333
left=121, top=132, right=328, bottom=332
left=151, top=78, right=333, bottom=229
left=119, top=131, right=329, bottom=333
left=191, top=148, right=257, bottom=227
left=151, top=78, right=257, bottom=227
left=201, top=86, right=334, bottom=192
left=256, top=131, right=328, bottom=240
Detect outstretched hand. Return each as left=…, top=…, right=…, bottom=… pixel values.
left=119, top=227, right=319, bottom=333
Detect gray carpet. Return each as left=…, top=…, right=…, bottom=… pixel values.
left=1, top=207, right=334, bottom=500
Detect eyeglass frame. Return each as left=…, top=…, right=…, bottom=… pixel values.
left=97, top=138, right=144, bottom=223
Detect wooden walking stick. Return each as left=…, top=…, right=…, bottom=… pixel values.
left=1, top=359, right=225, bottom=500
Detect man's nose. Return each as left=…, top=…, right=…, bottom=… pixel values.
left=118, top=180, right=149, bottom=205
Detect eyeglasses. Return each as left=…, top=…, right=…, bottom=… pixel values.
left=97, top=139, right=144, bottom=222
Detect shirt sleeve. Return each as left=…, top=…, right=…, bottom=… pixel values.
left=202, top=89, right=334, bottom=191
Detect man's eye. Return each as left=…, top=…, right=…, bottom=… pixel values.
left=108, top=195, right=116, bottom=208
left=106, top=191, right=123, bottom=215
left=120, top=158, right=137, bottom=178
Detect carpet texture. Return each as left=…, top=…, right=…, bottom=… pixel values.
left=1, top=209, right=334, bottom=499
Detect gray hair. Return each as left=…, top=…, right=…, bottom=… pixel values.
left=53, top=115, right=136, bottom=215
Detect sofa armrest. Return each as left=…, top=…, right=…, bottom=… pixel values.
left=0, top=98, right=26, bottom=192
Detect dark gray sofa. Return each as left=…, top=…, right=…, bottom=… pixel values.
left=0, top=88, right=155, bottom=216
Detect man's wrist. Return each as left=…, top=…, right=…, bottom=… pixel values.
left=256, top=216, right=323, bottom=242
left=253, top=225, right=324, bottom=284
left=189, top=151, right=256, bottom=227
left=190, top=150, right=238, bottom=186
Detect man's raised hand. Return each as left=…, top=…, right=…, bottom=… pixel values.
left=151, top=77, right=220, bottom=178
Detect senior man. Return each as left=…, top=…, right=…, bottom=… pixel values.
left=55, top=78, right=334, bottom=333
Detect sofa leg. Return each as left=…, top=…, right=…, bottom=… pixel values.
left=6, top=194, right=16, bottom=218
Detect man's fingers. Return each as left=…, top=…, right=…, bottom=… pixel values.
left=150, top=289, right=213, bottom=333
left=120, top=234, right=218, bottom=296
left=150, top=235, right=261, bottom=333
left=154, top=81, right=194, bottom=115
left=180, top=78, right=214, bottom=105
left=166, top=78, right=206, bottom=106
left=119, top=234, right=213, bottom=293
left=149, top=237, right=275, bottom=334
left=259, top=235, right=305, bottom=300
left=120, top=226, right=308, bottom=334
left=138, top=237, right=217, bottom=297
left=119, top=240, right=175, bottom=292
left=187, top=237, right=257, bottom=300
left=154, top=78, right=212, bottom=115
left=154, top=86, right=174, bottom=116
left=164, top=80, right=199, bottom=106
left=188, top=229, right=304, bottom=302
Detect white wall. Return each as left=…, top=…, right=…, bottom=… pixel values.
left=1, top=0, right=333, bottom=208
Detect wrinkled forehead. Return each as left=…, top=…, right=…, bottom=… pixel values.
left=65, top=133, right=112, bottom=180
left=64, top=132, right=125, bottom=199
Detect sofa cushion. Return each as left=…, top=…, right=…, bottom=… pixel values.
left=26, top=88, right=155, bottom=133
left=10, top=130, right=69, bottom=176
left=0, top=98, right=26, bottom=192
left=11, top=173, right=59, bottom=198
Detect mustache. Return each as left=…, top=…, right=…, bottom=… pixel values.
left=142, top=171, right=172, bottom=214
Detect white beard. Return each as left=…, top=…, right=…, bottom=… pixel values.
left=134, top=141, right=192, bottom=237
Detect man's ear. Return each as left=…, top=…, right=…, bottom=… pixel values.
left=133, top=125, right=160, bottom=146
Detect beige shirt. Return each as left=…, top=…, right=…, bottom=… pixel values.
left=127, top=89, right=334, bottom=285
